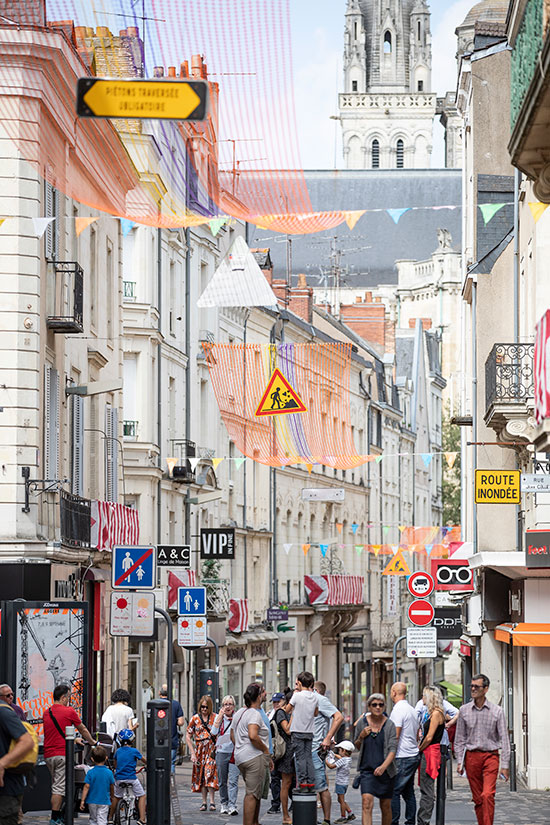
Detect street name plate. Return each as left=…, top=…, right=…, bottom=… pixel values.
left=406, top=626, right=437, bottom=658
left=521, top=474, right=550, bottom=492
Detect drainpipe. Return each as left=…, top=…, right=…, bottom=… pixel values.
left=157, top=228, right=162, bottom=544
left=243, top=311, right=250, bottom=600
left=472, top=279, right=478, bottom=554
left=513, top=169, right=520, bottom=345
left=184, top=228, right=191, bottom=547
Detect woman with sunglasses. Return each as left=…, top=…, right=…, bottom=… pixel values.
left=186, top=695, right=219, bottom=810
left=416, top=686, right=446, bottom=825
left=354, top=693, right=397, bottom=825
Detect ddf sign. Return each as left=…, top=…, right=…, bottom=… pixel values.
left=200, top=528, right=235, bottom=560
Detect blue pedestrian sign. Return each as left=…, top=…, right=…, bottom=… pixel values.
left=178, top=586, right=207, bottom=616
left=112, top=545, right=156, bottom=590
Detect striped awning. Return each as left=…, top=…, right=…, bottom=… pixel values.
left=495, top=622, right=550, bottom=646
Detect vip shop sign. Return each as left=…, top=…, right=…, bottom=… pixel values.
left=200, top=528, right=235, bottom=560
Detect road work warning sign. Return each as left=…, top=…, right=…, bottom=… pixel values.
left=474, top=469, right=520, bottom=504
left=255, top=368, right=307, bottom=417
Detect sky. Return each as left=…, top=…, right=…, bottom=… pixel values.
left=291, top=0, right=475, bottom=168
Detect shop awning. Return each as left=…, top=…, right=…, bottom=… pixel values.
left=495, top=622, right=550, bottom=646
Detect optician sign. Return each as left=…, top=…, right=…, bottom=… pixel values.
left=431, top=558, right=474, bottom=592
left=474, top=469, right=520, bottom=504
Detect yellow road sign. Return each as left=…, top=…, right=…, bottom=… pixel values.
left=255, top=368, right=307, bottom=417
left=76, top=78, right=207, bottom=121
left=382, top=550, right=411, bottom=576
left=474, top=469, right=520, bottom=504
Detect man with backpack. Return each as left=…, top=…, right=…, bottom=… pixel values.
left=43, top=684, right=96, bottom=825
left=267, top=693, right=287, bottom=815
left=0, top=689, right=35, bottom=825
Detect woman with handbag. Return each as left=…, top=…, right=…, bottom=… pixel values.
left=231, top=684, right=273, bottom=825
left=186, top=695, right=219, bottom=810
left=212, top=695, right=240, bottom=815
left=416, top=686, right=446, bottom=825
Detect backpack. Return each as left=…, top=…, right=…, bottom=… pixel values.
left=270, top=714, right=287, bottom=762
left=0, top=704, right=39, bottom=774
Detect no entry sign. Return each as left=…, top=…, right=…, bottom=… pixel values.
left=408, top=599, right=435, bottom=627
left=407, top=571, right=435, bottom=598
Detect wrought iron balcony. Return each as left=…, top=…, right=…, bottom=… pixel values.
left=484, top=343, right=534, bottom=436
left=60, top=490, right=91, bottom=549
left=203, top=578, right=230, bottom=617
left=46, top=261, right=84, bottom=333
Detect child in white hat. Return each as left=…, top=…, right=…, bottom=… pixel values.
left=326, top=740, right=356, bottom=823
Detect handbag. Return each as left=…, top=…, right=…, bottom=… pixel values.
left=198, top=714, right=217, bottom=744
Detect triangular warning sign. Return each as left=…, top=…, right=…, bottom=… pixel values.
left=381, top=549, right=411, bottom=576
left=255, top=368, right=307, bottom=417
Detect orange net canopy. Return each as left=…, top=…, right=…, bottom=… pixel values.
left=204, top=343, right=364, bottom=468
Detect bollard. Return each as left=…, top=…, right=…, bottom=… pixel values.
left=64, top=725, right=76, bottom=825
left=292, top=792, right=317, bottom=825
left=435, top=746, right=446, bottom=825
left=146, top=700, right=171, bottom=825
left=509, top=742, right=517, bottom=792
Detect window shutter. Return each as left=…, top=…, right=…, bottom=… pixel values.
left=72, top=395, right=84, bottom=496
left=44, top=181, right=58, bottom=259
left=44, top=365, right=59, bottom=479
left=104, top=404, right=119, bottom=502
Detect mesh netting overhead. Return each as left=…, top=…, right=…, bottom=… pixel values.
left=0, top=0, right=350, bottom=232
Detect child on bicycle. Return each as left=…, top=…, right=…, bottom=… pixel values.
left=80, top=746, right=115, bottom=825
left=109, top=729, right=146, bottom=825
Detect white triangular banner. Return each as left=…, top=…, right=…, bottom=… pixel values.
left=32, top=217, right=55, bottom=238
left=197, top=236, right=278, bottom=308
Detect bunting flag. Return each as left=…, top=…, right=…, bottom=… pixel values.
left=371, top=545, right=381, bottom=557
left=0, top=219, right=6, bottom=229
left=188, top=457, right=200, bottom=472
left=386, top=207, right=410, bottom=224
left=343, top=210, right=365, bottom=230
left=228, top=598, right=249, bottom=633
left=383, top=525, right=390, bottom=535
left=351, top=523, right=359, bottom=535
left=204, top=342, right=363, bottom=468
left=425, top=544, right=434, bottom=556
left=197, top=236, right=278, bottom=308
left=305, top=463, right=313, bottom=474
left=528, top=202, right=549, bottom=223
left=75, top=216, right=98, bottom=236
left=375, top=455, right=383, bottom=463
left=283, top=543, right=293, bottom=554
left=421, top=453, right=433, bottom=467
left=119, top=218, right=135, bottom=236
left=234, top=457, right=246, bottom=470
left=398, top=525, right=406, bottom=533
left=320, top=544, right=329, bottom=557
left=32, top=217, right=55, bottom=238
left=355, top=545, right=364, bottom=554
left=336, top=523, right=343, bottom=534
left=302, top=543, right=311, bottom=556
left=212, top=457, right=223, bottom=471
left=209, top=217, right=228, bottom=236
left=444, top=452, right=458, bottom=468
left=478, top=203, right=506, bottom=225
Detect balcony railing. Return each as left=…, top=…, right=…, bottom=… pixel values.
left=485, top=343, right=534, bottom=412
left=123, top=420, right=138, bottom=438
left=60, top=490, right=91, bottom=549
left=123, top=280, right=136, bottom=300
left=46, top=261, right=84, bottom=333
left=203, top=579, right=230, bottom=616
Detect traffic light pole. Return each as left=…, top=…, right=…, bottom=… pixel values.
left=155, top=606, right=173, bottom=702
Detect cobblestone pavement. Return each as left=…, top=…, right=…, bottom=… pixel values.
left=22, top=759, right=550, bottom=825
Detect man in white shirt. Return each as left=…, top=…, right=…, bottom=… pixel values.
left=389, top=683, right=419, bottom=825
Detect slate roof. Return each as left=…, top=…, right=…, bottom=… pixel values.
left=248, top=169, right=462, bottom=287
left=476, top=174, right=514, bottom=261
left=468, top=228, right=513, bottom=275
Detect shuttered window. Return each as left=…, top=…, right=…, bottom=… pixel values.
left=72, top=395, right=84, bottom=497
left=104, top=404, right=119, bottom=501
left=44, top=181, right=59, bottom=259
left=44, top=365, right=60, bottom=479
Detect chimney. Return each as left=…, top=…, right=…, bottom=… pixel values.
left=191, top=54, right=203, bottom=78
left=339, top=299, right=386, bottom=350
left=168, top=66, right=176, bottom=77
left=180, top=61, right=189, bottom=78
left=272, top=279, right=289, bottom=309
left=355, top=295, right=362, bottom=303
left=153, top=66, right=164, bottom=77
left=288, top=274, right=313, bottom=323
left=365, top=291, right=372, bottom=303
left=408, top=318, right=432, bottom=330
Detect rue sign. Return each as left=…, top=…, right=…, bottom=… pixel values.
left=77, top=78, right=207, bottom=121
left=474, top=469, right=520, bottom=504
left=407, top=571, right=435, bottom=598
left=521, top=474, right=550, bottom=492
left=408, top=599, right=435, bottom=626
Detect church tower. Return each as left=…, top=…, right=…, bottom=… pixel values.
left=339, top=0, right=436, bottom=169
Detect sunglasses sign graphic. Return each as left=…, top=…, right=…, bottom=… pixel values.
left=430, top=559, right=474, bottom=592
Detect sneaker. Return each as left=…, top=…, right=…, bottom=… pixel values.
left=230, top=808, right=239, bottom=816
left=220, top=804, right=229, bottom=815
left=266, top=808, right=280, bottom=815
left=346, top=815, right=356, bottom=822
left=335, top=818, right=348, bottom=824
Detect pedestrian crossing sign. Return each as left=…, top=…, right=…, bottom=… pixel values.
left=255, top=368, right=307, bottom=417
left=382, top=549, right=411, bottom=576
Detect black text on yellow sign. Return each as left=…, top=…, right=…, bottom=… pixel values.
left=474, top=469, right=521, bottom=504
left=76, top=78, right=207, bottom=121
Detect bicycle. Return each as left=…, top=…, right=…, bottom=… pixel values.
left=114, top=767, right=146, bottom=825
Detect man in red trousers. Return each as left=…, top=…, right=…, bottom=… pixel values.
left=455, top=673, right=509, bottom=825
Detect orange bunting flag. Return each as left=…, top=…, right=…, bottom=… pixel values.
left=305, top=463, right=313, bottom=474
left=371, top=545, right=381, bottom=556
left=75, top=217, right=98, bottom=236
left=302, top=543, right=310, bottom=556
left=336, top=523, right=343, bottom=534
left=343, top=210, right=365, bottom=230
left=444, top=452, right=458, bottom=469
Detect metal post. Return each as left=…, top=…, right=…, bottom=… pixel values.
left=207, top=636, right=220, bottom=710
left=435, top=745, right=446, bottom=825
left=155, top=607, right=173, bottom=702
left=392, top=635, right=407, bottom=683
left=510, top=741, right=517, bottom=792
left=64, top=725, right=76, bottom=825
left=292, top=792, right=316, bottom=825
left=147, top=699, right=171, bottom=825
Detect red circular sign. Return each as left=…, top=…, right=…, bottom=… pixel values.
left=157, top=710, right=166, bottom=718
left=407, top=571, right=435, bottom=598
left=408, top=599, right=435, bottom=627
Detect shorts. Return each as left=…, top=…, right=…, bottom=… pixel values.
left=312, top=751, right=327, bottom=792
left=46, top=755, right=66, bottom=795
left=237, top=754, right=270, bottom=800
left=114, top=779, right=145, bottom=798
left=335, top=783, right=348, bottom=795
left=359, top=770, right=395, bottom=800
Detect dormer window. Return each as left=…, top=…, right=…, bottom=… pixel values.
left=383, top=31, right=392, bottom=54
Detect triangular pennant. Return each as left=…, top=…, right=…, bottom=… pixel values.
left=355, top=545, right=364, bottom=554
left=283, top=543, right=293, bottom=555
left=75, top=217, right=98, bottom=236
left=425, top=543, right=434, bottom=556
left=0, top=219, right=6, bottom=229
left=119, top=218, right=135, bottom=236
left=528, top=202, right=549, bottom=223
left=166, top=457, right=178, bottom=477
left=381, top=549, right=411, bottom=576
left=255, top=368, right=307, bottom=417
left=302, top=543, right=310, bottom=556
left=32, top=217, right=55, bottom=238
left=386, top=207, right=410, bottom=224
left=212, top=458, right=223, bottom=471
left=479, top=203, right=506, bottom=225
left=444, top=452, right=458, bottom=469
left=319, top=544, right=329, bottom=557
left=305, top=463, right=313, bottom=474
left=188, top=457, right=200, bottom=471
left=371, top=545, right=381, bottom=557
left=339, top=544, right=345, bottom=550
left=197, top=236, right=278, bottom=308
left=383, top=525, right=390, bottom=535
left=335, top=523, right=343, bottom=534
left=343, top=210, right=365, bottom=230
left=398, top=525, right=406, bottom=533
left=375, top=455, right=383, bottom=464
left=209, top=217, right=227, bottom=236
left=351, top=523, right=359, bottom=535
left=421, top=453, right=433, bottom=467
left=234, top=457, right=246, bottom=470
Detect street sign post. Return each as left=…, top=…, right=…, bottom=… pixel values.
left=408, top=599, right=435, bottom=626
left=112, top=545, right=156, bottom=590
left=407, top=627, right=437, bottom=658
left=110, top=591, right=155, bottom=636
left=474, top=469, right=520, bottom=503
left=407, top=571, right=435, bottom=598
left=177, top=616, right=208, bottom=647
left=177, top=586, right=207, bottom=616
left=77, top=78, right=207, bottom=121
left=157, top=545, right=191, bottom=567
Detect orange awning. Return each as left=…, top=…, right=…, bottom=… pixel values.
left=495, top=623, right=550, bottom=647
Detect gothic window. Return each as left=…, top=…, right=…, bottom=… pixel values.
left=383, top=31, right=392, bottom=53
left=354, top=21, right=357, bottom=39
left=372, top=139, right=380, bottom=169
left=352, top=80, right=358, bottom=91
left=396, top=139, right=404, bottom=168
left=417, top=20, right=421, bottom=41
left=417, top=80, right=423, bottom=91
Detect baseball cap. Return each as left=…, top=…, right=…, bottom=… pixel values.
left=271, top=692, right=285, bottom=702
left=335, top=740, right=355, bottom=752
